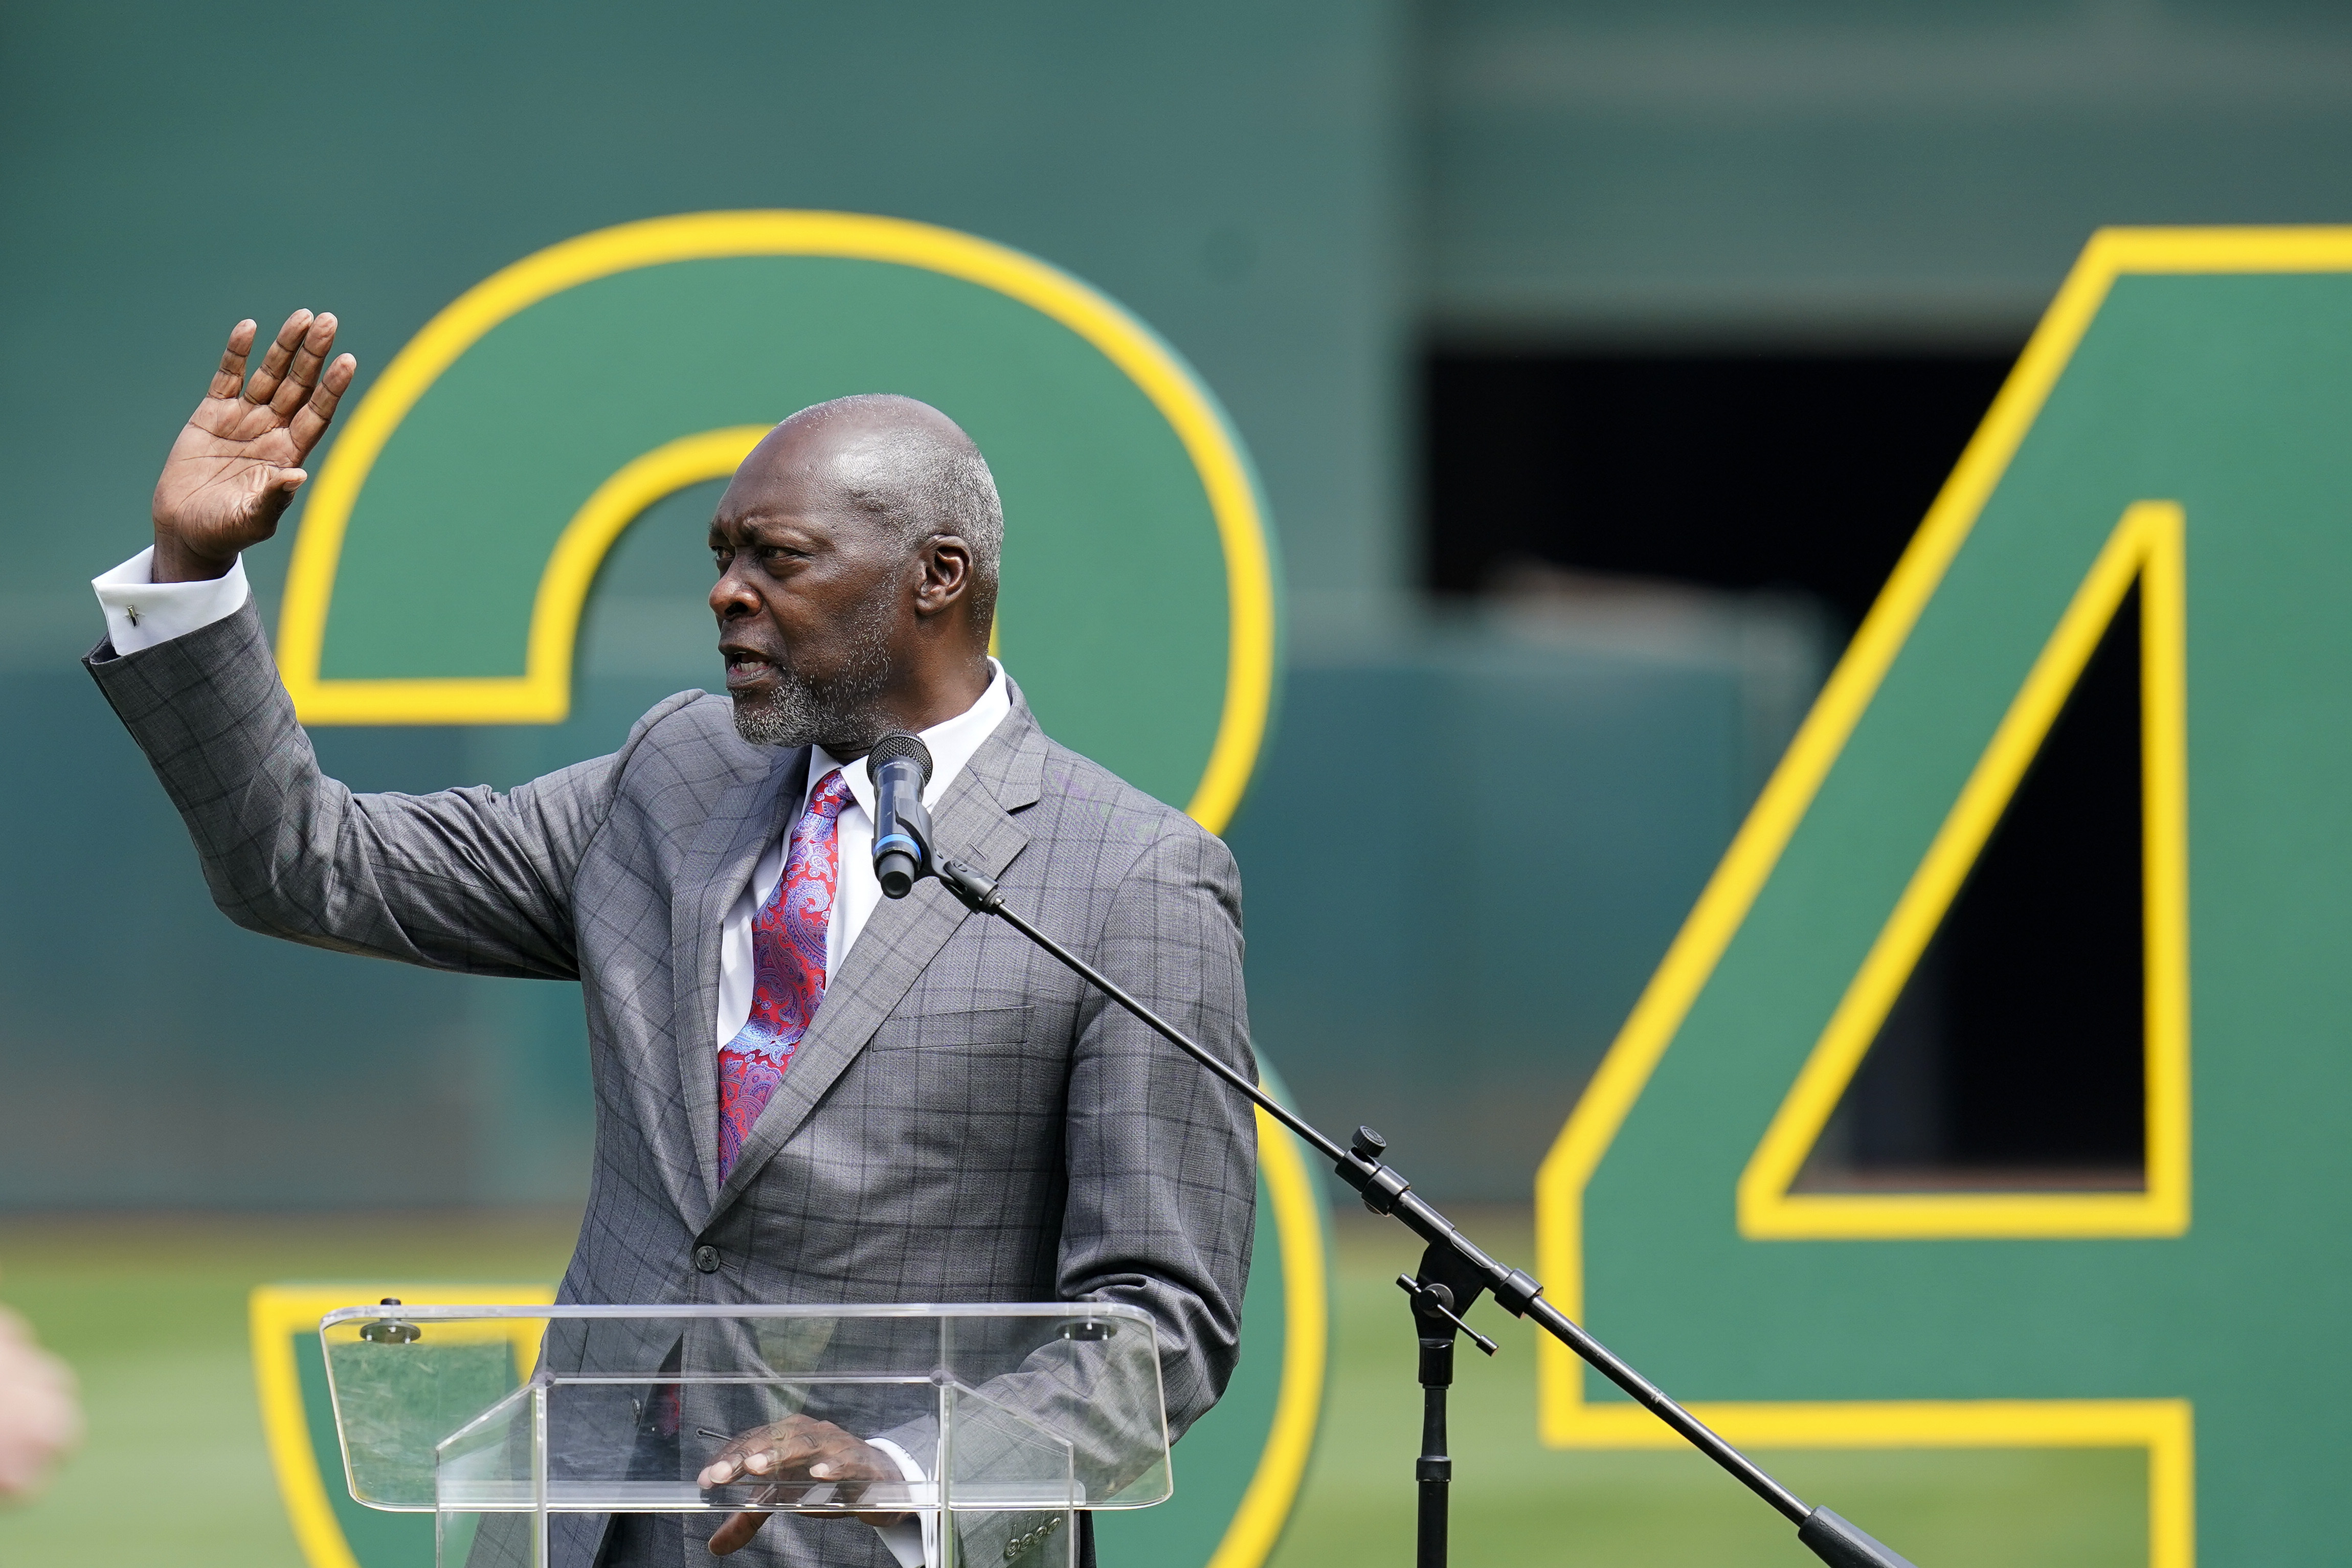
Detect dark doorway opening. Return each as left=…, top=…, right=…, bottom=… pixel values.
left=1422, top=349, right=2144, bottom=1183
left=1423, top=351, right=2018, bottom=627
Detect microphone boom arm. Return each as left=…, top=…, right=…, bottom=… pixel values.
left=927, top=856, right=1918, bottom=1568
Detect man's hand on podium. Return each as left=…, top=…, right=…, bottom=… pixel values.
left=150, top=310, right=357, bottom=583
left=697, top=1414, right=909, bottom=1555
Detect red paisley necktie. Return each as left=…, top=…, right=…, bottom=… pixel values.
left=717, top=769, right=851, bottom=1179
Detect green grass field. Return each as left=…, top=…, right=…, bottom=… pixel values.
left=0, top=1208, right=2143, bottom=1566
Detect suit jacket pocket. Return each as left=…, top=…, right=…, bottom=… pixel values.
left=866, top=1003, right=1037, bottom=1050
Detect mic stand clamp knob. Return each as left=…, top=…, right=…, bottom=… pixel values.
left=1396, top=1276, right=1498, bottom=1356
left=1338, top=1124, right=1413, bottom=1215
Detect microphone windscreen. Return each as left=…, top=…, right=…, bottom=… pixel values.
left=865, top=732, right=934, bottom=789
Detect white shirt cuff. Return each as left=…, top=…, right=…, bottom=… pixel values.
left=867, top=1438, right=933, bottom=1568
left=92, top=547, right=251, bottom=656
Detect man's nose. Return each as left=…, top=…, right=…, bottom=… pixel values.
left=711, top=568, right=759, bottom=619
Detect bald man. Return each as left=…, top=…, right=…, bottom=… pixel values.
left=87, top=313, right=1256, bottom=1568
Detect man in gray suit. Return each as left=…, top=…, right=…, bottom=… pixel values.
left=88, top=310, right=1257, bottom=1566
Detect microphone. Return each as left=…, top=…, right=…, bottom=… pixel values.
left=865, top=732, right=935, bottom=899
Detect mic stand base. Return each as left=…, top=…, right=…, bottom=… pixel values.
left=927, top=857, right=1918, bottom=1568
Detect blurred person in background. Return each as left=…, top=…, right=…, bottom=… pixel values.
left=0, top=1302, right=79, bottom=1499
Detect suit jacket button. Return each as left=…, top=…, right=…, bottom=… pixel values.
left=693, top=1245, right=721, bottom=1274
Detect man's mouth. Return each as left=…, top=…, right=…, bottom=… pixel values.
left=722, top=649, right=778, bottom=689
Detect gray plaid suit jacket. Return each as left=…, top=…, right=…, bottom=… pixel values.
left=87, top=602, right=1257, bottom=1568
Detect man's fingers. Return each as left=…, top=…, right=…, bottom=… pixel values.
left=697, top=1418, right=845, bottom=1488
left=270, top=312, right=338, bottom=417
left=287, top=353, right=356, bottom=458
left=242, top=309, right=314, bottom=407
left=700, top=1440, right=781, bottom=1484
left=707, top=1506, right=772, bottom=1556
left=752, top=1428, right=831, bottom=1476
left=207, top=320, right=258, bottom=400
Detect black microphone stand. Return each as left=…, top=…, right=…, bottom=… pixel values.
left=1399, top=1241, right=1495, bottom=1568
left=921, top=855, right=1918, bottom=1568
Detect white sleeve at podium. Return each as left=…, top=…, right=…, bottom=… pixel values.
left=867, top=1437, right=933, bottom=1568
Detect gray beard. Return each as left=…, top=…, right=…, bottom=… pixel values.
left=729, top=599, right=897, bottom=753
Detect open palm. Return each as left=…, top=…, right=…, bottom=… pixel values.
left=150, top=310, right=356, bottom=580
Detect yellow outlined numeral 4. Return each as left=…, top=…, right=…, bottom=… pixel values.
left=1537, top=227, right=2352, bottom=1567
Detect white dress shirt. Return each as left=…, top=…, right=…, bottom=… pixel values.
left=96, top=548, right=1000, bottom=1568
left=715, top=661, right=1011, bottom=1049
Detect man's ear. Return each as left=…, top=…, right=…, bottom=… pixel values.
left=914, top=536, right=972, bottom=616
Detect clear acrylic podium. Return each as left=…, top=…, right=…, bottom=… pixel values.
left=317, top=1302, right=1173, bottom=1568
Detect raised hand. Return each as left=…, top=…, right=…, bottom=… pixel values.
left=150, top=310, right=357, bottom=581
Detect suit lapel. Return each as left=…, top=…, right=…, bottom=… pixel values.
left=709, top=696, right=1050, bottom=1213
left=673, top=744, right=809, bottom=1218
